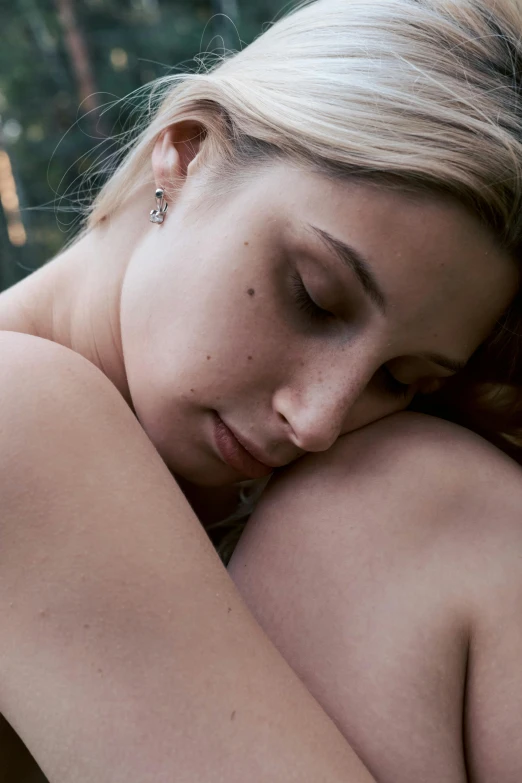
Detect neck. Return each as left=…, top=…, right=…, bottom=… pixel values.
left=175, top=476, right=243, bottom=528
left=0, top=184, right=154, bottom=411
left=0, top=187, right=245, bottom=511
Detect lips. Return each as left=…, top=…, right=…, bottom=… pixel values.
left=213, top=413, right=274, bottom=479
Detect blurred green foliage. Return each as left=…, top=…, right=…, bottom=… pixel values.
left=0, top=0, right=290, bottom=291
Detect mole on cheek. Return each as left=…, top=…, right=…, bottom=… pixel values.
left=247, top=288, right=255, bottom=297
left=207, top=355, right=211, bottom=360
left=248, top=355, right=253, bottom=361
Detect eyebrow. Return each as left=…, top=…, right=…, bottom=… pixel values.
left=308, top=224, right=388, bottom=314
left=307, top=223, right=468, bottom=376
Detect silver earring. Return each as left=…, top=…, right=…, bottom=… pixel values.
left=150, top=187, right=168, bottom=224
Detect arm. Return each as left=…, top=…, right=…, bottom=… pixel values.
left=0, top=331, right=376, bottom=783
left=464, top=506, right=522, bottom=782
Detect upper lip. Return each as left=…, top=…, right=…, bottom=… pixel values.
left=223, top=420, right=289, bottom=469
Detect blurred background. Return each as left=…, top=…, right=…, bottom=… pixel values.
left=0, top=0, right=289, bottom=292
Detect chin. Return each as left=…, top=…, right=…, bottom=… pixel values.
left=168, top=459, right=244, bottom=489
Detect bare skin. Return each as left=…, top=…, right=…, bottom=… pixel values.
left=0, top=333, right=376, bottom=783
left=0, top=126, right=517, bottom=487
left=229, top=413, right=522, bottom=782
left=0, top=122, right=520, bottom=779
left=1, top=356, right=522, bottom=782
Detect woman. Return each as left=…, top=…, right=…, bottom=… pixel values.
left=0, top=0, right=521, bottom=780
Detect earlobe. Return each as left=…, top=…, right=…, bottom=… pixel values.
left=149, top=188, right=169, bottom=224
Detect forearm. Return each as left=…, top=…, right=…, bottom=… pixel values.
left=0, top=338, right=376, bottom=783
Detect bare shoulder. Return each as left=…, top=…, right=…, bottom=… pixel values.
left=0, top=329, right=144, bottom=461
left=270, top=411, right=522, bottom=529
left=0, top=330, right=162, bottom=538
left=340, top=410, right=521, bottom=483
left=0, top=328, right=89, bottom=368
left=365, top=411, right=522, bottom=526
left=271, top=411, right=522, bottom=780
left=0, top=329, right=126, bottom=412
left=242, top=412, right=522, bottom=781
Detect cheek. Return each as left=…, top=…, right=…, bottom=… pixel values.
left=121, top=290, right=281, bottom=416
left=120, top=244, right=298, bottom=421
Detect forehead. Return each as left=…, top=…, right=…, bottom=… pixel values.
left=244, top=164, right=518, bottom=355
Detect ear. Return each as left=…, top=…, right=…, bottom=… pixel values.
left=151, top=122, right=205, bottom=199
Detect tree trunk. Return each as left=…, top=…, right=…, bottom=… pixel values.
left=54, top=0, right=107, bottom=137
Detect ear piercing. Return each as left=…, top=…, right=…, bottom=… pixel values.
left=150, top=187, right=168, bottom=223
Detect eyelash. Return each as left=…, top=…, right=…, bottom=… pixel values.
left=289, top=271, right=411, bottom=399
left=377, top=367, right=411, bottom=399
left=289, top=271, right=335, bottom=322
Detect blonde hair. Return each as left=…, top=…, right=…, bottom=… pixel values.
left=78, top=0, right=522, bottom=556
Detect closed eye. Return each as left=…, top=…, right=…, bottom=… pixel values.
left=376, top=366, right=412, bottom=399
left=289, top=271, right=335, bottom=323
left=289, top=270, right=419, bottom=401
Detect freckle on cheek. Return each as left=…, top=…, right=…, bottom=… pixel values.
left=244, top=241, right=249, bottom=246
left=207, top=355, right=211, bottom=360
left=190, top=388, right=195, bottom=393
left=247, top=288, right=255, bottom=297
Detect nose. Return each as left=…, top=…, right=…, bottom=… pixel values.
left=272, top=352, right=372, bottom=454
